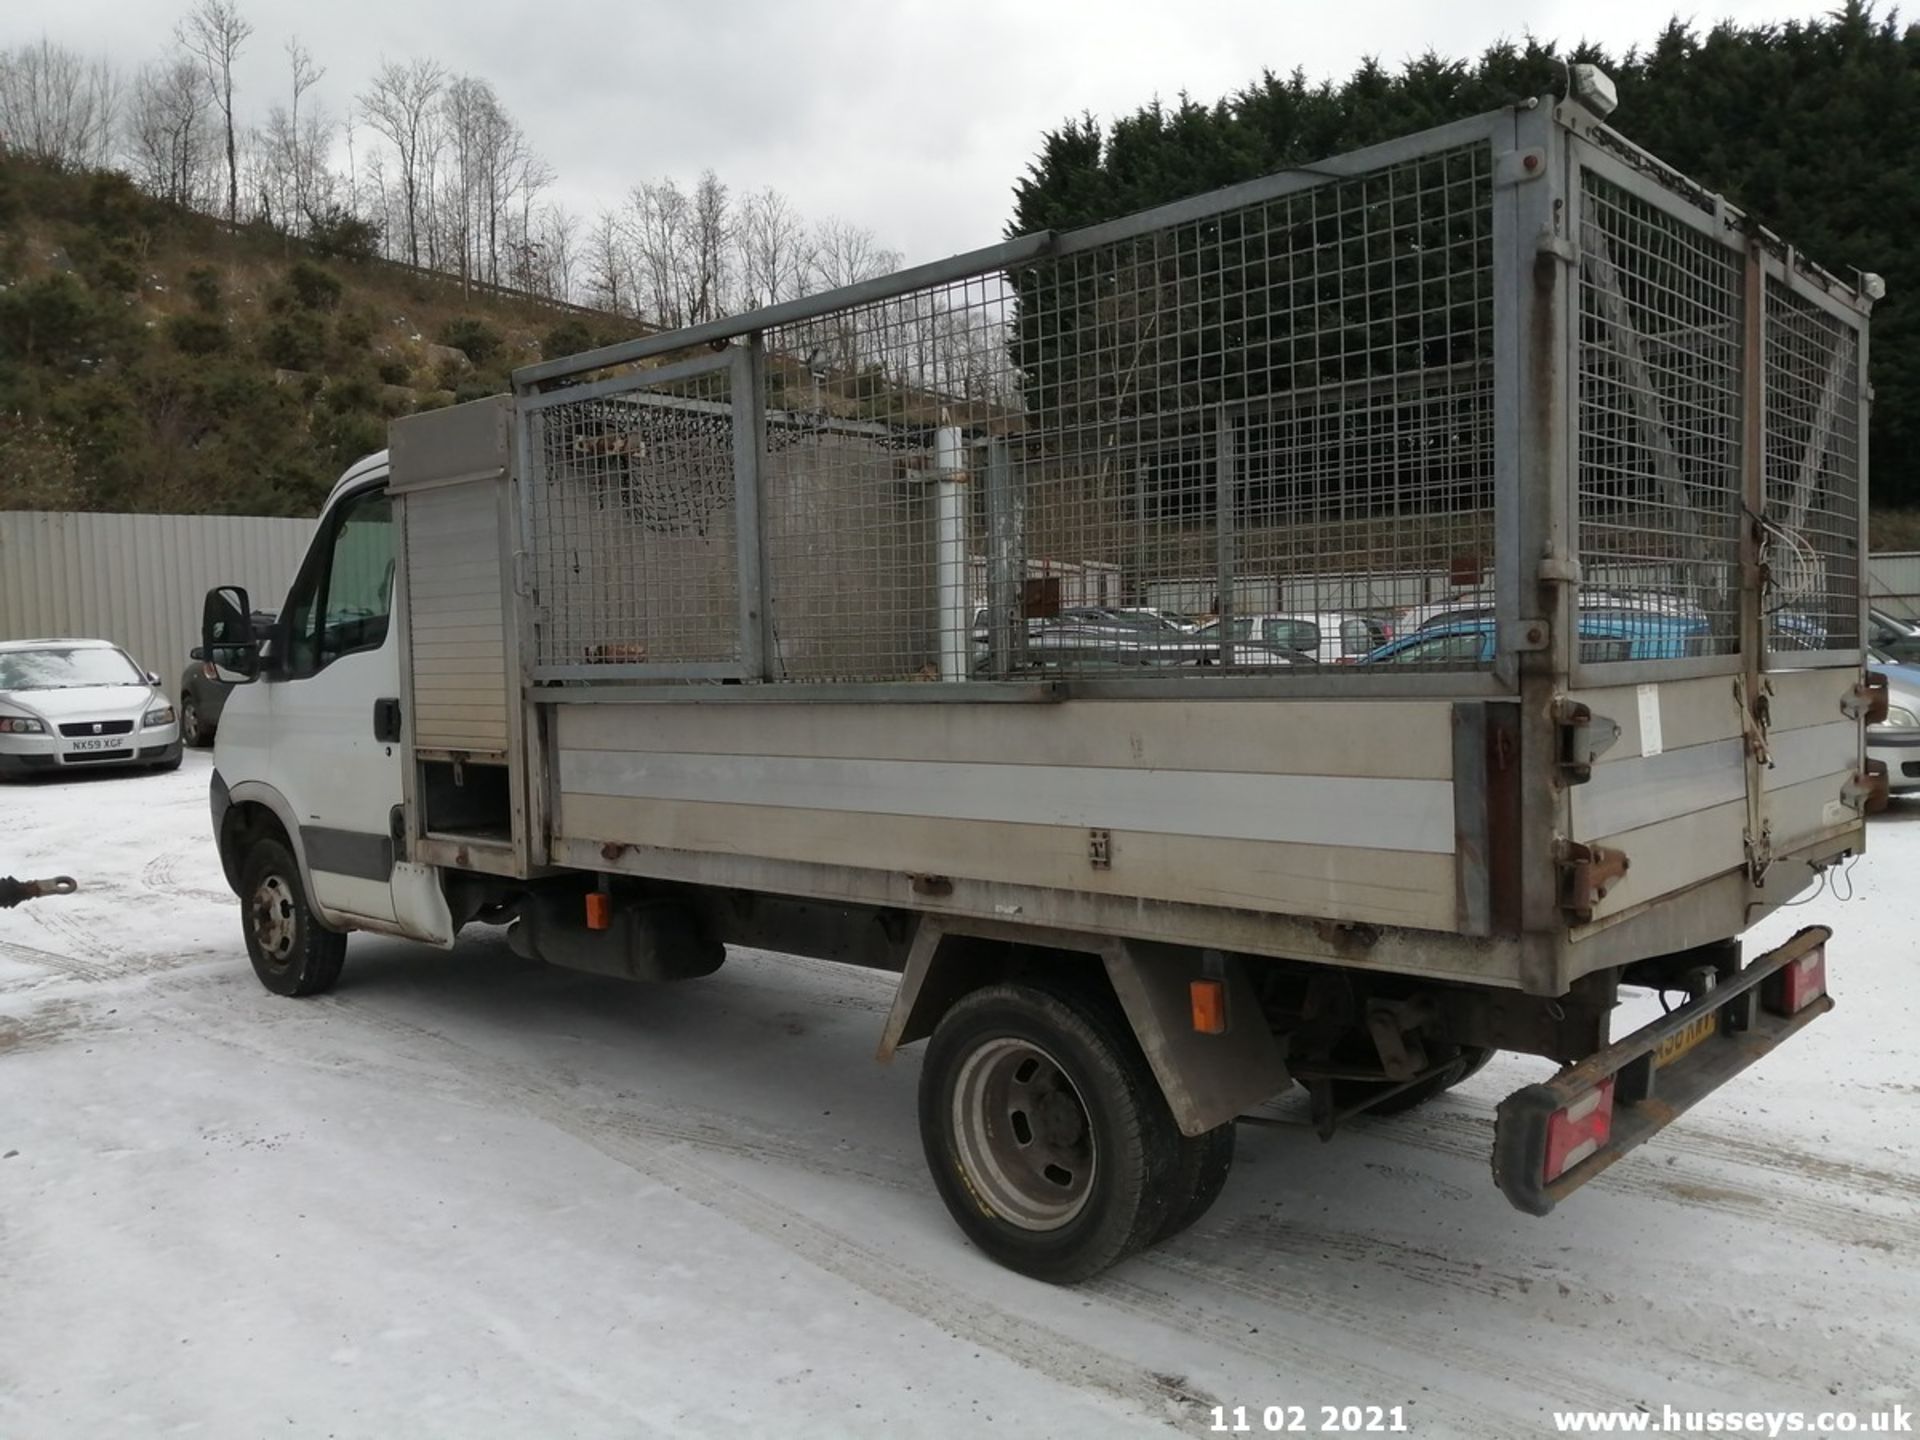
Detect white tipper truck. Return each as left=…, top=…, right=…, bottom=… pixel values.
left=199, top=92, right=1880, bottom=1282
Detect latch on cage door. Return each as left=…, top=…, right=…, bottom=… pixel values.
left=1734, top=673, right=1775, bottom=767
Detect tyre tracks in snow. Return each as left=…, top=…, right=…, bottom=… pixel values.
left=139, top=981, right=1215, bottom=1432
left=139, top=978, right=1552, bottom=1436
left=147, top=973, right=1718, bottom=1435
left=1329, top=1103, right=1920, bottom=1254
left=33, top=946, right=1918, bottom=1426
left=139, top=850, right=236, bottom=907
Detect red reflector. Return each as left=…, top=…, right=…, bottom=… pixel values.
left=1544, top=1078, right=1615, bottom=1182
left=585, top=893, right=611, bottom=931
left=1770, top=944, right=1827, bottom=1016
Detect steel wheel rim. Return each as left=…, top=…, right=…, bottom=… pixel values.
left=951, top=1036, right=1095, bottom=1231
left=250, top=874, right=296, bottom=963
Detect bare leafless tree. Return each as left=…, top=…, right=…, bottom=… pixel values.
left=810, top=216, right=898, bottom=292
left=175, top=0, right=252, bottom=224
left=586, top=206, right=631, bottom=315
left=512, top=149, right=555, bottom=292
left=808, top=218, right=901, bottom=371
left=0, top=39, right=120, bottom=169
left=125, top=57, right=207, bottom=204
left=536, top=202, right=579, bottom=302
left=256, top=37, right=325, bottom=232
left=359, top=57, right=446, bottom=266
left=438, top=73, right=490, bottom=286
left=283, top=37, right=323, bottom=225
left=736, top=186, right=811, bottom=309
left=689, top=170, right=733, bottom=323
left=481, top=102, right=527, bottom=286
left=628, top=178, right=690, bottom=326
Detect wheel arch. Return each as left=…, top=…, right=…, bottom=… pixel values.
left=217, top=780, right=333, bottom=925
left=879, top=919, right=1291, bottom=1138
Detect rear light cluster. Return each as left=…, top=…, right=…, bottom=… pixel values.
left=1764, top=942, right=1827, bottom=1017
left=1543, top=1078, right=1615, bottom=1182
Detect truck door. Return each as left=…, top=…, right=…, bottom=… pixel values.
left=271, top=479, right=405, bottom=925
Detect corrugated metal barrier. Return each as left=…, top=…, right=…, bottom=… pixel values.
left=0, top=511, right=316, bottom=703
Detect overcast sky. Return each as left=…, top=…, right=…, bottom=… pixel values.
left=10, top=0, right=1829, bottom=265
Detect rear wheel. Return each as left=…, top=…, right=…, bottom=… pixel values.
left=918, top=980, right=1182, bottom=1283
left=1153, top=1121, right=1236, bottom=1242
left=1328, top=1044, right=1494, bottom=1117
left=240, top=837, right=346, bottom=997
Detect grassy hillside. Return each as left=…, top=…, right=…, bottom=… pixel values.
left=0, top=156, right=628, bottom=517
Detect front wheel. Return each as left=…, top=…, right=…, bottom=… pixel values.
left=180, top=692, right=210, bottom=747
left=918, top=980, right=1182, bottom=1283
left=240, top=837, right=346, bottom=997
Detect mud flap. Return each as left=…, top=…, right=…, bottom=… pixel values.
left=1100, top=939, right=1291, bottom=1138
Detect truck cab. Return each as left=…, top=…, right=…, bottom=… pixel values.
left=206, top=453, right=456, bottom=980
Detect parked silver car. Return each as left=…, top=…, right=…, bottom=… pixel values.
left=1869, top=650, right=1920, bottom=796
left=1193, top=611, right=1385, bottom=665
left=0, top=638, right=182, bottom=778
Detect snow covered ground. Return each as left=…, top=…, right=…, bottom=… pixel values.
left=2, top=750, right=1916, bottom=1439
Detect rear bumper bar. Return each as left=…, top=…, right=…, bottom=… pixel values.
left=1493, top=925, right=1833, bottom=1215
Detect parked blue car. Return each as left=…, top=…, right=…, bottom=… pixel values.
left=1363, top=612, right=1711, bottom=665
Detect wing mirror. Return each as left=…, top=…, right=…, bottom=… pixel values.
left=201, top=585, right=260, bottom=680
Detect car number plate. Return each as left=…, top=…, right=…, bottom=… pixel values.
left=1654, top=1010, right=1721, bottom=1069
left=68, top=737, right=117, bottom=751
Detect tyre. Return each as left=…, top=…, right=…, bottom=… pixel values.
left=180, top=691, right=210, bottom=747
left=240, top=836, right=347, bottom=997
left=1329, top=1044, right=1494, bottom=1117
left=1153, top=1120, right=1236, bottom=1243
left=918, top=980, right=1182, bottom=1284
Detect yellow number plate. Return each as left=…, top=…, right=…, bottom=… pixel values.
left=1655, top=1011, right=1720, bottom=1068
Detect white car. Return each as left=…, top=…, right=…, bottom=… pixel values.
left=0, top=638, right=182, bottom=779
left=1869, top=652, right=1920, bottom=796
left=1192, top=611, right=1389, bottom=665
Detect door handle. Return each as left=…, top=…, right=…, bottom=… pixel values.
left=373, top=697, right=403, bottom=743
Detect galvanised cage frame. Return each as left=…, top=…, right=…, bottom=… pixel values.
left=509, top=97, right=1872, bottom=707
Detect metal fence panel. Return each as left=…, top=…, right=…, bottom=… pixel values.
left=1870, top=552, right=1920, bottom=621
left=0, top=510, right=315, bottom=704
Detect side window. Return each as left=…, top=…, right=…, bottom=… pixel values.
left=1376, top=631, right=1489, bottom=665
left=284, top=489, right=394, bottom=677
left=1264, top=619, right=1320, bottom=652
